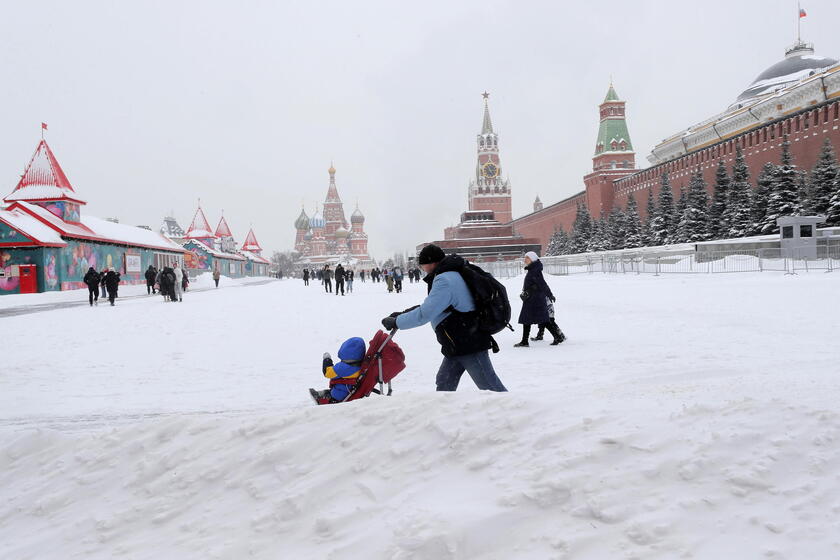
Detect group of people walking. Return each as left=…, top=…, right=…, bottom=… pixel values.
left=146, top=264, right=189, bottom=303
left=83, top=267, right=122, bottom=306
left=301, top=264, right=429, bottom=296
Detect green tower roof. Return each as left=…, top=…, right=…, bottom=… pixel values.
left=595, top=84, right=632, bottom=155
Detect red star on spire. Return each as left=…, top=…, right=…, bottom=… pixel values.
left=482, top=91, right=490, bottom=99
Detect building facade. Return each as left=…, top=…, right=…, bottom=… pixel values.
left=511, top=40, right=840, bottom=251
left=423, top=94, right=540, bottom=261
left=294, top=165, right=373, bottom=266
left=0, top=140, right=185, bottom=295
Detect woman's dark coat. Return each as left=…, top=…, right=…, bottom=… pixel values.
left=517, top=259, right=554, bottom=325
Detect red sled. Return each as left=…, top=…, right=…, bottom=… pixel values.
left=310, top=329, right=406, bottom=405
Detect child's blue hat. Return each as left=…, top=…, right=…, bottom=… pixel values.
left=338, top=337, right=366, bottom=362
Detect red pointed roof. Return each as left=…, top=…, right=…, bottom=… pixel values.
left=215, top=215, right=233, bottom=238
left=186, top=206, right=215, bottom=239
left=241, top=228, right=262, bottom=252
left=4, top=140, right=86, bottom=205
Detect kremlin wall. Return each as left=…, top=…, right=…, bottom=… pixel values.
left=509, top=39, right=840, bottom=253
left=426, top=39, right=840, bottom=259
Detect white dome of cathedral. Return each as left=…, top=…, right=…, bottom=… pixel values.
left=309, top=211, right=325, bottom=229
left=334, top=226, right=350, bottom=238
left=735, top=41, right=838, bottom=103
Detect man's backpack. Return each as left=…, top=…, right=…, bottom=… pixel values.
left=457, top=261, right=513, bottom=336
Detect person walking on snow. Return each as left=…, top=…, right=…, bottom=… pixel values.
left=145, top=265, right=157, bottom=294
left=104, top=267, right=121, bottom=306
left=212, top=267, right=221, bottom=288
left=322, top=264, right=333, bottom=293
left=335, top=263, right=346, bottom=296
left=347, top=269, right=354, bottom=293
left=381, top=244, right=507, bottom=392
left=173, top=263, right=184, bottom=302
left=515, top=251, right=564, bottom=347
left=84, top=267, right=100, bottom=306
left=303, top=268, right=310, bottom=286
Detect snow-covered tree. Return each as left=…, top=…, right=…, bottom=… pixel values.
left=672, top=184, right=689, bottom=242
left=762, top=136, right=801, bottom=234
left=624, top=193, right=643, bottom=248
left=606, top=207, right=626, bottom=250
left=545, top=228, right=570, bottom=256
left=649, top=172, right=675, bottom=245
left=588, top=214, right=609, bottom=252
left=724, top=146, right=753, bottom=238
left=642, top=187, right=656, bottom=246
left=798, top=172, right=813, bottom=215
left=828, top=187, right=840, bottom=226
left=750, top=162, right=775, bottom=235
left=708, top=159, right=730, bottom=238
left=569, top=203, right=593, bottom=254
left=676, top=171, right=711, bottom=242
left=808, top=138, right=840, bottom=218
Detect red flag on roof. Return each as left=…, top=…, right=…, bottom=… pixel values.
left=41, top=122, right=48, bottom=130
left=799, top=8, right=806, bottom=17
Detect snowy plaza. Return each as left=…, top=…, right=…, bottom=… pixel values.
left=2, top=272, right=839, bottom=559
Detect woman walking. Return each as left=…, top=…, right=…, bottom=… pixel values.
left=514, top=251, right=564, bottom=347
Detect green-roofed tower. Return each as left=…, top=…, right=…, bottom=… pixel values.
left=593, top=83, right=635, bottom=172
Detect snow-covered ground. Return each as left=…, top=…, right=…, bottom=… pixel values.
left=2, top=272, right=839, bottom=559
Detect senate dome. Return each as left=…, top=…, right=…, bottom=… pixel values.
left=735, top=41, right=838, bottom=103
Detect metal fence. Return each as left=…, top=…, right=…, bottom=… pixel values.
left=480, top=245, right=840, bottom=278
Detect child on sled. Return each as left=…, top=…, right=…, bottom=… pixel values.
left=309, top=337, right=366, bottom=404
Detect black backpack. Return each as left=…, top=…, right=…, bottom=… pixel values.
left=457, top=261, right=513, bottom=335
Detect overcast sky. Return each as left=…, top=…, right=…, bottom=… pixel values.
left=2, top=0, right=839, bottom=258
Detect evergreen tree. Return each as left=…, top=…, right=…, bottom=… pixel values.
left=672, top=184, right=689, bottom=242
left=649, top=172, right=675, bottom=245
left=708, top=159, right=730, bottom=238
left=606, top=207, right=626, bottom=250
left=798, top=172, right=813, bottom=215
left=750, top=162, right=775, bottom=235
left=808, top=138, right=840, bottom=217
left=724, top=146, right=753, bottom=238
left=828, top=186, right=840, bottom=226
left=676, top=171, right=711, bottom=242
left=545, top=228, right=570, bottom=256
left=569, top=203, right=593, bottom=254
left=588, top=214, right=609, bottom=252
left=762, top=135, right=801, bottom=234
left=642, top=187, right=656, bottom=246
left=624, top=193, right=643, bottom=248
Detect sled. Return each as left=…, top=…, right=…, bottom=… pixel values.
left=309, top=329, right=405, bottom=405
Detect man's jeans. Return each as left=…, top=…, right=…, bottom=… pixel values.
left=435, top=350, right=507, bottom=392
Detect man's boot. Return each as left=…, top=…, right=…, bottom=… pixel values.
left=530, top=326, right=545, bottom=341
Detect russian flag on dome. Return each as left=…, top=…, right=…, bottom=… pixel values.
left=799, top=7, right=807, bottom=17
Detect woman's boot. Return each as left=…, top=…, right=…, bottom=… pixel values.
left=547, top=322, right=566, bottom=346
left=514, top=325, right=530, bottom=347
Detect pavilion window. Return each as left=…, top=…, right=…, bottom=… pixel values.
left=834, top=103, right=839, bottom=119
left=813, top=109, right=819, bottom=125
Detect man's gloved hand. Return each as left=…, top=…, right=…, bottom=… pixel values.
left=381, top=316, right=398, bottom=331
left=550, top=295, right=556, bottom=302
left=519, top=291, right=529, bottom=302
left=322, top=352, right=331, bottom=361
left=388, top=311, right=402, bottom=318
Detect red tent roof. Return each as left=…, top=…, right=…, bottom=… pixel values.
left=4, top=140, right=86, bottom=205
left=186, top=206, right=215, bottom=239
left=215, top=216, right=233, bottom=238
left=241, top=228, right=262, bottom=252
